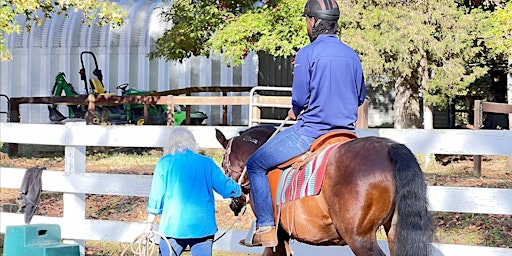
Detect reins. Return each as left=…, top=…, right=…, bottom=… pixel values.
left=213, top=202, right=248, bottom=242
left=269, top=116, right=290, bottom=140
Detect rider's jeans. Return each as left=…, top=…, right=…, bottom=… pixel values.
left=246, top=125, right=315, bottom=227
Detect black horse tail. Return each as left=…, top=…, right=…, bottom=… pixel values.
left=388, top=143, right=433, bottom=256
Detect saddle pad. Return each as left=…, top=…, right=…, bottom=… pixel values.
left=276, top=143, right=341, bottom=205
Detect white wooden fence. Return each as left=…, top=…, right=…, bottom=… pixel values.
left=1, top=122, right=511, bottom=256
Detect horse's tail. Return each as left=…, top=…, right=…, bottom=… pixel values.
left=388, top=143, right=433, bottom=256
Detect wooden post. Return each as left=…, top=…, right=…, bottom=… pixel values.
left=356, top=99, right=369, bottom=129
left=222, top=92, right=228, bottom=125
left=185, top=93, right=191, bottom=125
left=87, top=94, right=96, bottom=125
left=251, top=107, right=261, bottom=127
left=473, top=100, right=482, bottom=176
left=143, top=104, right=149, bottom=124
left=166, top=96, right=174, bottom=126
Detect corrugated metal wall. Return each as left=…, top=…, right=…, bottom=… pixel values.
left=0, top=0, right=258, bottom=125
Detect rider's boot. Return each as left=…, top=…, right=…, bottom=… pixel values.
left=240, top=226, right=278, bottom=247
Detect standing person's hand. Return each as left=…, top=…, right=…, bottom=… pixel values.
left=287, top=109, right=296, bottom=120
left=143, top=222, right=153, bottom=234
left=144, top=214, right=156, bottom=234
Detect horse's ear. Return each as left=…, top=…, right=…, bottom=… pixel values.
left=215, top=128, right=228, bottom=149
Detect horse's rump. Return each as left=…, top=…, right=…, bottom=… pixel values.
left=268, top=136, right=398, bottom=246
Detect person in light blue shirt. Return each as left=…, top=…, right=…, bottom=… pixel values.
left=239, top=0, right=366, bottom=248
left=146, top=127, right=241, bottom=256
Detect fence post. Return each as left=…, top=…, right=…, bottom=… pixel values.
left=356, top=99, right=369, bottom=129
left=63, top=122, right=87, bottom=255
left=473, top=100, right=482, bottom=176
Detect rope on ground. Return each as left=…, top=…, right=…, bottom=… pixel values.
left=121, top=230, right=172, bottom=256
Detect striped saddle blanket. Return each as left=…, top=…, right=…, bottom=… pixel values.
left=276, top=142, right=341, bottom=205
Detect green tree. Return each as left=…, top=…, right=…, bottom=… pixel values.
left=339, top=0, right=488, bottom=128
left=483, top=1, right=511, bottom=108
left=0, top=0, right=125, bottom=61
left=148, top=0, right=266, bottom=63
left=151, top=0, right=489, bottom=128
left=482, top=0, right=512, bottom=171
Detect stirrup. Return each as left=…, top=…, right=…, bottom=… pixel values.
left=242, top=221, right=257, bottom=246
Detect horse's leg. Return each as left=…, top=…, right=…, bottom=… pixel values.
left=384, top=208, right=398, bottom=256
left=261, top=239, right=290, bottom=256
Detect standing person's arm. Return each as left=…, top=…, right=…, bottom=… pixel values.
left=146, top=158, right=168, bottom=221
left=210, top=160, right=241, bottom=199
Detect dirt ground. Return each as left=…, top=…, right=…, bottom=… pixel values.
left=0, top=145, right=511, bottom=255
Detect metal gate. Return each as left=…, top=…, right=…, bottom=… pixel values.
left=248, top=86, right=295, bottom=127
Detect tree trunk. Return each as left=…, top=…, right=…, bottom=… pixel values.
left=420, top=54, right=433, bottom=130
left=393, top=76, right=421, bottom=128
left=420, top=54, right=435, bottom=168
left=508, top=51, right=512, bottom=129
left=423, top=103, right=433, bottom=129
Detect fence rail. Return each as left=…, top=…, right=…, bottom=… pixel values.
left=1, top=122, right=511, bottom=256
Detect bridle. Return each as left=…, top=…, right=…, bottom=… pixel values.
left=222, top=138, right=250, bottom=187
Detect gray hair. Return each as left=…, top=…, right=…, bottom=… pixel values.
left=164, top=127, right=199, bottom=155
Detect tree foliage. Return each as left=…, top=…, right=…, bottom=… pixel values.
left=148, top=0, right=265, bottom=63
left=483, top=0, right=512, bottom=60
left=148, top=0, right=307, bottom=66
left=150, top=0, right=505, bottom=127
left=208, top=0, right=307, bottom=66
left=0, top=0, right=125, bottom=61
left=341, top=0, right=488, bottom=108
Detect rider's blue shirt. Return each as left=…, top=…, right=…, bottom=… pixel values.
left=147, top=149, right=241, bottom=238
left=292, top=34, right=366, bottom=138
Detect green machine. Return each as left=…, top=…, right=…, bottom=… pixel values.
left=48, top=52, right=207, bottom=125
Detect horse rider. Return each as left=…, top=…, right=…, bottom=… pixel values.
left=240, top=0, right=367, bottom=247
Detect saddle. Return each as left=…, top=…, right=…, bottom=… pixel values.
left=243, top=131, right=357, bottom=246
left=276, top=130, right=357, bottom=170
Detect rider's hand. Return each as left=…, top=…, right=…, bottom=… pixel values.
left=287, top=109, right=296, bottom=120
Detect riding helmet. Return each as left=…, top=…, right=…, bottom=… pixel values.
left=303, top=0, right=340, bottom=21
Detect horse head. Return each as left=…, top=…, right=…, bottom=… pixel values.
left=215, top=126, right=276, bottom=215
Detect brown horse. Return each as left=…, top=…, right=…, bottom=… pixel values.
left=215, top=126, right=433, bottom=256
